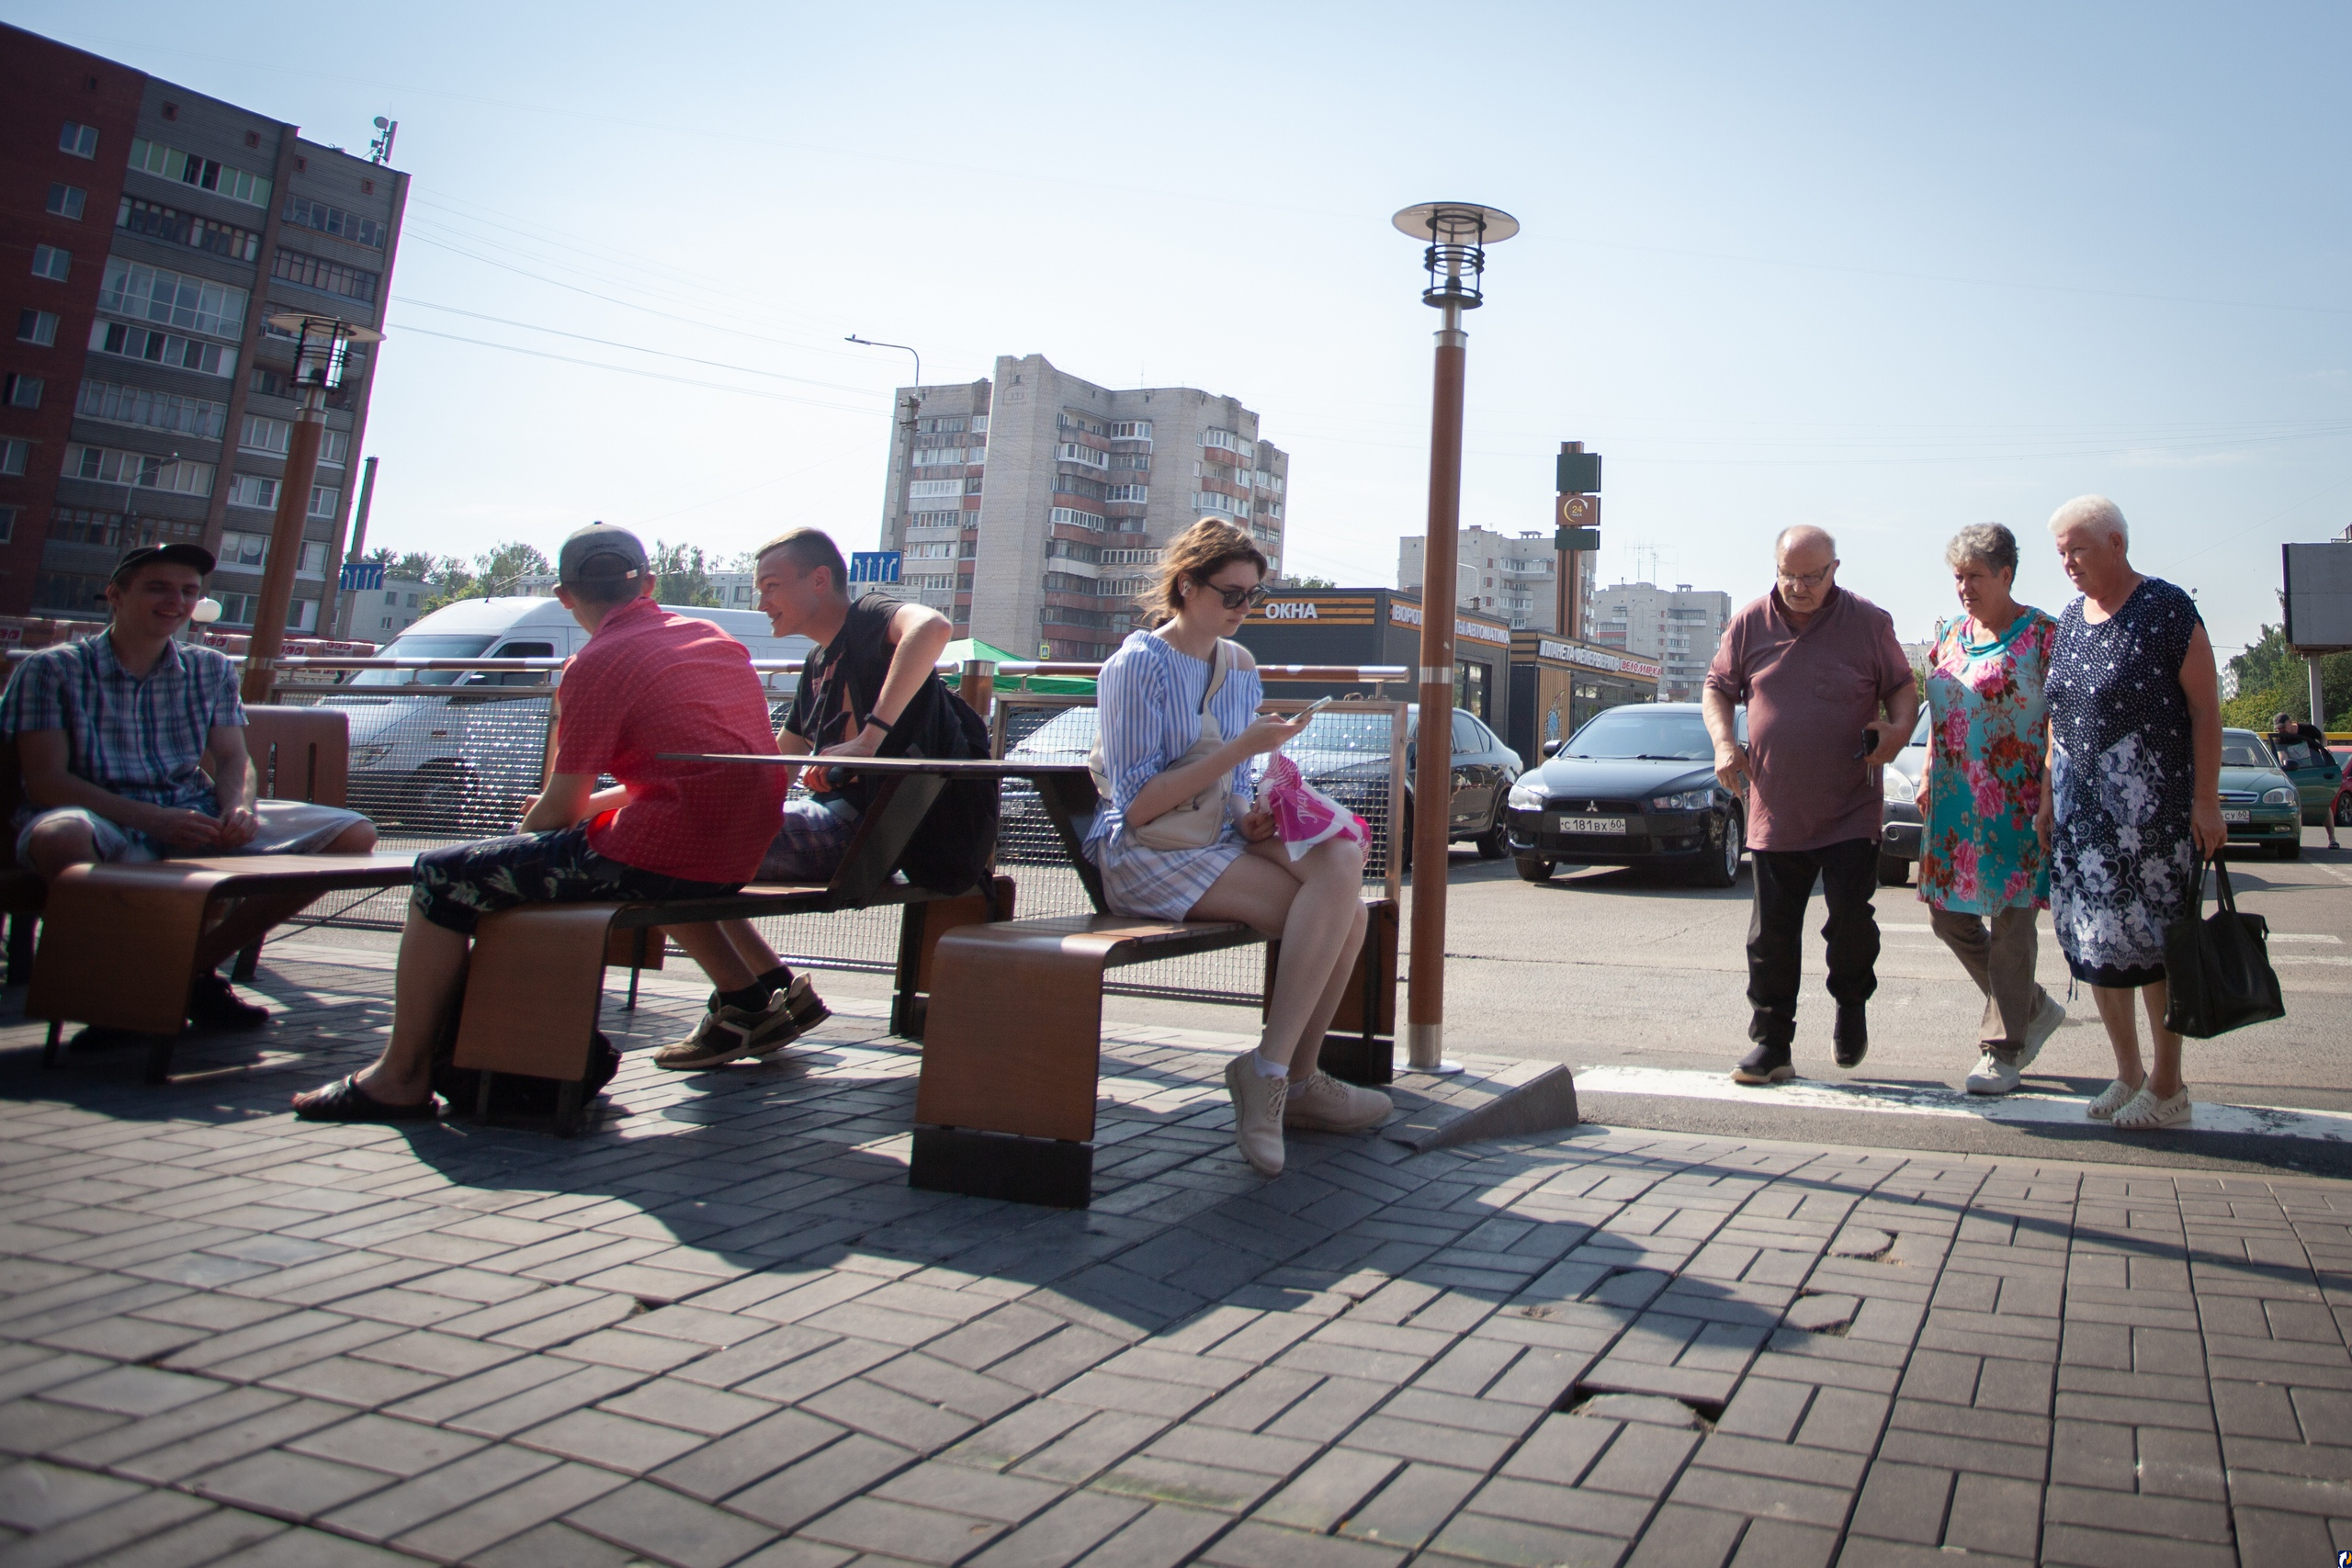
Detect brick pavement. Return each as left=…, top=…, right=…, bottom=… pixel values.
left=0, top=949, right=2348, bottom=1566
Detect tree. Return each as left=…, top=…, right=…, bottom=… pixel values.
left=1284, top=573, right=1338, bottom=589
left=362, top=546, right=397, bottom=567
left=390, top=551, right=435, bottom=582
left=473, top=541, right=551, bottom=594
left=2220, top=623, right=2352, bottom=730
left=651, top=541, right=720, bottom=606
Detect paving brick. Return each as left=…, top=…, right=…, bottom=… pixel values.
left=320, top=1440, right=560, bottom=1543
left=968, top=1487, right=1146, bottom=1567
left=728, top=1433, right=918, bottom=1532
left=0, top=1460, right=150, bottom=1532
left=0, top=1484, right=212, bottom=1568
left=1427, top=1508, right=1633, bottom=1568
left=564, top=1479, right=779, bottom=1567
left=78, top=1503, right=288, bottom=1567
left=474, top=1520, right=643, bottom=1568
left=390, top=1459, right=628, bottom=1562
left=111, top=1395, right=350, bottom=1486
left=192, top=1448, right=395, bottom=1521
left=1462, top=1474, right=1652, bottom=1537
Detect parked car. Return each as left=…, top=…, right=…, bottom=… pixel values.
left=1876, top=709, right=1933, bottom=886
left=1502, top=701, right=1746, bottom=887
left=2267, top=728, right=2347, bottom=825
left=324, top=597, right=811, bottom=835
left=2220, top=728, right=2305, bottom=858
left=996, top=702, right=1515, bottom=863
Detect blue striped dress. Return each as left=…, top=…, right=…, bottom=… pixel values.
left=1086, top=630, right=1265, bottom=920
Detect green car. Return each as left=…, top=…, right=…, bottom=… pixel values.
left=2267, top=728, right=2348, bottom=824
left=2220, top=728, right=2304, bottom=859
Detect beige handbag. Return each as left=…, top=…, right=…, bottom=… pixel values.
left=1092, top=638, right=1235, bottom=851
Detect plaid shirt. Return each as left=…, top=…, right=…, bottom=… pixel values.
left=0, top=633, right=244, bottom=815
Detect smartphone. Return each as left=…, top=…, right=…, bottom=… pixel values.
left=1854, top=727, right=1878, bottom=761
left=1294, top=694, right=1337, bottom=721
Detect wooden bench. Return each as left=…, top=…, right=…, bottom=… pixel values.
left=28, top=705, right=415, bottom=1084
left=448, top=766, right=1016, bottom=1134
left=910, top=897, right=1398, bottom=1208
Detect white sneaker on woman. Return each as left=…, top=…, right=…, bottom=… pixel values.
left=2111, top=1086, right=2192, bottom=1131
left=1283, top=1071, right=1392, bottom=1132
left=2085, top=1078, right=2139, bottom=1121
left=1224, top=1055, right=1288, bottom=1177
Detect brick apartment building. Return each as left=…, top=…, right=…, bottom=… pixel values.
left=1398, top=525, right=1597, bottom=634
left=0, top=23, right=405, bottom=628
left=874, top=355, right=1289, bottom=660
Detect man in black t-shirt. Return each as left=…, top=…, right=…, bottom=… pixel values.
left=2273, top=710, right=2343, bottom=850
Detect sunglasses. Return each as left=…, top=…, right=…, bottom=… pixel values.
left=1197, top=581, right=1270, bottom=611
left=1777, top=565, right=1834, bottom=591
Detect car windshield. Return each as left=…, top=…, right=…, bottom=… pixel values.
left=344, top=634, right=498, bottom=687
left=1564, top=709, right=1713, bottom=761
left=2222, top=732, right=2277, bottom=769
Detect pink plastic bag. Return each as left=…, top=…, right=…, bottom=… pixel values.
left=1259, top=753, right=1369, bottom=862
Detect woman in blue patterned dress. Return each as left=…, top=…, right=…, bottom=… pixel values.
left=1090, top=522, right=1388, bottom=1177
left=1918, top=524, right=2064, bottom=1099
left=2038, top=496, right=2225, bottom=1132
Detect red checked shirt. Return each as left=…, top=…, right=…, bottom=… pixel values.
left=552, top=596, right=786, bottom=883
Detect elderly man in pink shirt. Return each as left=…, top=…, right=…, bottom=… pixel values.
left=1702, top=525, right=1917, bottom=1086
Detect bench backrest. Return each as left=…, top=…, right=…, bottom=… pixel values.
left=245, top=705, right=349, bottom=807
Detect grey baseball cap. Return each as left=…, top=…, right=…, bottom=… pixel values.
left=557, top=522, right=648, bottom=588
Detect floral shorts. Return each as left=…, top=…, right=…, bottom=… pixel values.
left=411, top=823, right=738, bottom=935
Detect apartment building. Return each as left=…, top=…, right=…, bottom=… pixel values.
left=873, top=355, right=1289, bottom=660
left=350, top=573, right=427, bottom=638
left=0, top=23, right=404, bottom=626
left=1587, top=581, right=1733, bottom=700
left=1396, top=526, right=1589, bottom=633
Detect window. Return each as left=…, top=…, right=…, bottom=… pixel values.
left=1193, top=491, right=1245, bottom=517
left=1056, top=442, right=1108, bottom=469
left=0, top=505, right=15, bottom=544
left=0, top=440, right=27, bottom=477
left=89, top=320, right=232, bottom=377
left=1202, top=427, right=1241, bottom=454
left=405, top=592, right=418, bottom=607
left=280, top=195, right=387, bottom=250
left=17, top=310, right=58, bottom=347
left=905, top=510, right=963, bottom=531
left=1048, top=506, right=1103, bottom=532
left=383, top=590, right=398, bottom=604
left=77, top=381, right=227, bottom=439
left=905, top=541, right=958, bottom=559
left=1108, top=452, right=1150, bottom=470
left=1045, top=539, right=1101, bottom=563
left=116, top=197, right=262, bottom=263
left=209, top=592, right=310, bottom=628
left=60, top=122, right=99, bottom=158
left=3, top=376, right=42, bottom=410
left=1052, top=473, right=1105, bottom=501
left=271, top=247, right=379, bottom=303
left=48, top=505, right=201, bottom=551
left=248, top=365, right=288, bottom=397
left=915, top=415, right=967, bottom=434
left=128, top=138, right=271, bottom=207
left=1100, top=547, right=1162, bottom=565
left=66, top=447, right=213, bottom=495
left=31, top=246, right=71, bottom=282
left=910, top=446, right=967, bottom=467
left=98, top=259, right=247, bottom=339
left=298, top=541, right=327, bottom=576
left=227, top=474, right=279, bottom=510
left=970, top=415, right=988, bottom=434
left=46, top=184, right=86, bottom=220
left=309, top=486, right=339, bottom=519
left=908, top=479, right=965, bottom=500
left=1110, top=421, right=1152, bottom=440
left=239, top=414, right=290, bottom=455
left=35, top=571, right=112, bottom=614
left=1105, top=484, right=1148, bottom=502
left=318, top=428, right=350, bottom=466
left=381, top=615, right=392, bottom=629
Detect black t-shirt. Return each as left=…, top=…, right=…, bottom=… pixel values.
left=788, top=593, right=900, bottom=755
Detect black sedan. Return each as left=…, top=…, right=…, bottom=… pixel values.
left=1502, top=702, right=1746, bottom=886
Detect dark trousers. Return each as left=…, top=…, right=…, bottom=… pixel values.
left=1747, top=837, right=1881, bottom=1048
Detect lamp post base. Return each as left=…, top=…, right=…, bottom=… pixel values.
left=1404, top=1022, right=1464, bottom=1076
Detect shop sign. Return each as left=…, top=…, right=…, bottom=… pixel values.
left=1537, top=637, right=1661, bottom=682
left=1390, top=602, right=1510, bottom=647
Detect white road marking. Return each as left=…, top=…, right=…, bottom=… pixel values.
left=1575, top=1065, right=2352, bottom=1144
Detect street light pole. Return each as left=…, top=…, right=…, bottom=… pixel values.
left=846, top=335, right=926, bottom=543
left=1392, top=201, right=1518, bottom=1076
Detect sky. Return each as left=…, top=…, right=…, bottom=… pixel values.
left=18, top=1, right=2352, bottom=660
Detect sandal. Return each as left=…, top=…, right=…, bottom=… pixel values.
left=292, top=1075, right=438, bottom=1123
left=2111, top=1086, right=2192, bottom=1132
left=2084, top=1078, right=2139, bottom=1122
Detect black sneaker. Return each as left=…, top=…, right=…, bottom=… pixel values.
left=187, top=974, right=269, bottom=1031
left=1733, top=1043, right=1794, bottom=1085
left=1834, top=1006, right=1868, bottom=1068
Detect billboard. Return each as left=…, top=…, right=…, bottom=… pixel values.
left=2283, top=543, right=2352, bottom=652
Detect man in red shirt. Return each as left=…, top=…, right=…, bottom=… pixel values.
left=291, top=525, right=792, bottom=1122
left=1703, top=525, right=1917, bottom=1087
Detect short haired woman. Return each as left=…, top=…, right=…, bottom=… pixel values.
left=1919, top=524, right=2064, bottom=1097
left=1090, top=521, right=1388, bottom=1176
left=2039, top=496, right=2226, bottom=1131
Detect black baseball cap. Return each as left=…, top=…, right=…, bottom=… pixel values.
left=111, top=543, right=216, bottom=583
left=557, top=522, right=649, bottom=587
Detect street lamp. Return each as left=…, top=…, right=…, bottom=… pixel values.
left=241, top=312, right=380, bottom=703
left=1392, top=200, right=1518, bottom=1076
left=846, top=335, right=927, bottom=541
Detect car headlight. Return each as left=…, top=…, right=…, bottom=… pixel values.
left=1648, top=787, right=1713, bottom=812
left=2262, top=786, right=2295, bottom=805
left=349, top=743, right=395, bottom=768
left=1508, top=779, right=1548, bottom=811
left=1883, top=770, right=1917, bottom=804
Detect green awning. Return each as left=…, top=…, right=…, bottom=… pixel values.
left=943, top=637, right=1023, bottom=666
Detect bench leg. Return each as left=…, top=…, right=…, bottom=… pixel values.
left=41, top=1020, right=61, bottom=1068
left=910, top=1129, right=1092, bottom=1208
left=554, top=1079, right=583, bottom=1138
left=892, top=876, right=1016, bottom=1041
left=143, top=1033, right=176, bottom=1086
left=232, top=942, right=261, bottom=983
left=7, top=912, right=34, bottom=986
left=475, top=1070, right=494, bottom=1122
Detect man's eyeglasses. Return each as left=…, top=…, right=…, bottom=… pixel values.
left=1777, top=565, right=1835, bottom=591
left=1202, top=582, right=1270, bottom=611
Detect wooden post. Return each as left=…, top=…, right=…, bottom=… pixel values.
left=240, top=388, right=324, bottom=703
left=1407, top=320, right=1467, bottom=1073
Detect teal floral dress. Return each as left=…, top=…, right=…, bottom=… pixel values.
left=1918, top=607, right=2057, bottom=915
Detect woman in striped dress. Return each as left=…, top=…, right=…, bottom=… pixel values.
left=1090, top=522, right=1390, bottom=1177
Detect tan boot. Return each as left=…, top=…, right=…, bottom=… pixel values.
left=1223, top=1054, right=1288, bottom=1177
left=1283, top=1070, right=1392, bottom=1132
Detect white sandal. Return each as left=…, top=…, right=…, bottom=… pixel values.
left=2111, top=1086, right=2192, bottom=1131
left=2085, top=1079, right=2139, bottom=1122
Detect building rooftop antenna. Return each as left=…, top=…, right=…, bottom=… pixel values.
left=368, top=116, right=398, bottom=165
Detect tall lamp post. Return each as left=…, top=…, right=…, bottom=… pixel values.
left=846, top=335, right=926, bottom=543
left=242, top=313, right=379, bottom=704
left=1393, top=200, right=1517, bottom=1075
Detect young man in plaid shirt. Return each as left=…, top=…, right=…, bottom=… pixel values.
left=293, top=525, right=797, bottom=1122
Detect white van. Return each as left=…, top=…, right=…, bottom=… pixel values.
left=324, top=596, right=814, bottom=833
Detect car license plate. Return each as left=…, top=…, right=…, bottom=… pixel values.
left=2222, top=809, right=2250, bottom=824
left=1555, top=816, right=1627, bottom=835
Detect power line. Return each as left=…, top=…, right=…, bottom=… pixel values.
left=391, top=324, right=883, bottom=412
left=390, top=297, right=883, bottom=393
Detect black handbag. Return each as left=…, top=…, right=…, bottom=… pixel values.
left=2161, top=855, right=2285, bottom=1038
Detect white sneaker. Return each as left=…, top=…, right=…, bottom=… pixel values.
left=1283, top=1070, right=1393, bottom=1132
left=2085, top=1078, right=2139, bottom=1121
left=2111, top=1086, right=2192, bottom=1131
left=1965, top=1052, right=2020, bottom=1096
left=2018, top=993, right=2064, bottom=1070
left=1223, top=1055, right=1288, bottom=1177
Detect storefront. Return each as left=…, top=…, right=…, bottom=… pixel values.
left=1233, top=588, right=1511, bottom=723
left=1505, top=630, right=1662, bottom=766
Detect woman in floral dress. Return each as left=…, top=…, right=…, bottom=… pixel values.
left=2039, top=496, right=2226, bottom=1132
left=1919, top=524, right=2065, bottom=1097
